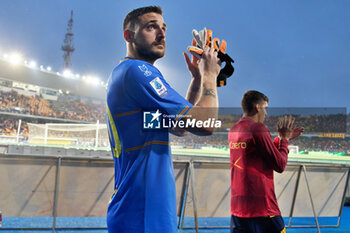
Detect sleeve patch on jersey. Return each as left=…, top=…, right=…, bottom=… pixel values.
left=149, top=77, right=168, bottom=97
left=138, top=64, right=152, bottom=77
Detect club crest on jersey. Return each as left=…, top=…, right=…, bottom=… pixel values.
left=138, top=64, right=152, bottom=77
left=150, top=77, right=168, bottom=97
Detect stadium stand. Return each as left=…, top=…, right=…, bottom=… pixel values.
left=0, top=57, right=349, bottom=155
left=0, top=89, right=105, bottom=122
left=0, top=59, right=106, bottom=100
left=0, top=82, right=349, bottom=154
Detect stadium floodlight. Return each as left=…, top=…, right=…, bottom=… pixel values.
left=3, top=53, right=8, bottom=59
left=9, top=52, right=23, bottom=65
left=85, top=76, right=100, bottom=85
left=66, top=90, right=70, bottom=94
left=59, top=89, right=63, bottom=94
left=46, top=66, right=52, bottom=71
left=29, top=60, right=37, bottom=69
left=63, top=69, right=72, bottom=78
left=75, top=74, right=80, bottom=78
left=40, top=65, right=44, bottom=70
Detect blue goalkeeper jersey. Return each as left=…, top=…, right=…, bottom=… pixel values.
left=106, top=58, right=192, bottom=233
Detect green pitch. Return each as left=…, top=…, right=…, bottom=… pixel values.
left=172, top=147, right=350, bottom=165
left=3, top=142, right=350, bottom=165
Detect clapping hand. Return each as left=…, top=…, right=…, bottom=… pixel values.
left=278, top=115, right=303, bottom=140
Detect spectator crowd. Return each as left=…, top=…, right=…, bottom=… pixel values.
left=0, top=90, right=105, bottom=122
left=0, top=89, right=349, bottom=153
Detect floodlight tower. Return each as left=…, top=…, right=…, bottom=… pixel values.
left=61, top=10, right=75, bottom=70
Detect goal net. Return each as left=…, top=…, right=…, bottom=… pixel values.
left=288, top=145, right=299, bottom=154
left=27, top=122, right=109, bottom=148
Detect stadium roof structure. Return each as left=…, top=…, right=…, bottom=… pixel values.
left=0, top=59, right=106, bottom=100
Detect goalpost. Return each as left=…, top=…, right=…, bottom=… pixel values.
left=27, top=121, right=109, bottom=148
left=288, top=145, right=299, bottom=154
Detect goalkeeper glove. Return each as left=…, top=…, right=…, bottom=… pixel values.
left=187, top=28, right=235, bottom=87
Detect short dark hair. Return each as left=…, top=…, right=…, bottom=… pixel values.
left=123, top=6, right=162, bottom=31
left=241, top=90, right=269, bottom=115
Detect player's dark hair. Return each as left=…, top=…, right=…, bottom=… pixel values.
left=241, top=90, right=269, bottom=115
left=123, top=6, right=163, bottom=31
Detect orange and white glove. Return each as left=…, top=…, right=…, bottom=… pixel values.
left=187, top=27, right=235, bottom=87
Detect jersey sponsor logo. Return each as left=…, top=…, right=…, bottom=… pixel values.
left=138, top=64, right=152, bottom=76
left=143, top=109, right=162, bottom=129
left=149, top=77, right=168, bottom=97
left=229, top=142, right=247, bottom=149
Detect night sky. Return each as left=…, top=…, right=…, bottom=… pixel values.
left=0, top=0, right=349, bottom=111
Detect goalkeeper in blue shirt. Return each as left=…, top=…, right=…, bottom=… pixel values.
left=106, top=6, right=221, bottom=233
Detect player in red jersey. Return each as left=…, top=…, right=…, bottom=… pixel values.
left=229, top=90, right=303, bottom=233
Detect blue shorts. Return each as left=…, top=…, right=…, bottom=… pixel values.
left=230, top=215, right=286, bottom=233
